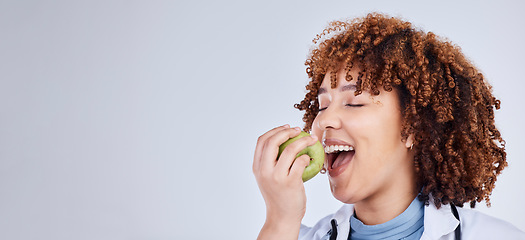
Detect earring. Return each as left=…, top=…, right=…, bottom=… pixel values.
left=410, top=144, right=414, bottom=150
left=320, top=168, right=327, bottom=174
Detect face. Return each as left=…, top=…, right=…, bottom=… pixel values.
left=311, top=67, right=415, bottom=204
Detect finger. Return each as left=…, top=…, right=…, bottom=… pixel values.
left=275, top=134, right=317, bottom=176
left=289, top=154, right=311, bottom=179
left=253, top=124, right=290, bottom=173
left=259, top=127, right=303, bottom=173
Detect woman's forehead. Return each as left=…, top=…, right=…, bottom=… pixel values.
left=318, top=83, right=357, bottom=95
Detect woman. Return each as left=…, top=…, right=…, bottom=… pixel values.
left=253, top=13, right=525, bottom=239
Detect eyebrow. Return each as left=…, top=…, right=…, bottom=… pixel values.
left=318, top=84, right=357, bottom=95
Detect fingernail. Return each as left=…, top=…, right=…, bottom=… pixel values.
left=294, top=127, right=302, bottom=131
left=311, top=135, right=318, bottom=141
left=283, top=124, right=290, bottom=128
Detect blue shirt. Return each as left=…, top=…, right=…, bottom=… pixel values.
left=349, top=197, right=424, bottom=240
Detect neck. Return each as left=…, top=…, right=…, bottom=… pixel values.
left=353, top=161, right=418, bottom=225
left=354, top=189, right=418, bottom=225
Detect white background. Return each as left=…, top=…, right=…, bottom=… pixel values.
left=1, top=1, right=524, bottom=239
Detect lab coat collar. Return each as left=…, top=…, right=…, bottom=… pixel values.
left=421, top=200, right=460, bottom=240
left=332, top=204, right=353, bottom=240
left=331, top=199, right=459, bottom=240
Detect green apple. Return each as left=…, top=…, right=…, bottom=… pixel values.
left=277, top=131, right=325, bottom=182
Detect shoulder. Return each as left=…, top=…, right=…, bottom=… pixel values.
left=299, top=204, right=353, bottom=240
left=299, top=214, right=333, bottom=240
left=422, top=201, right=525, bottom=240
left=456, top=207, right=525, bottom=239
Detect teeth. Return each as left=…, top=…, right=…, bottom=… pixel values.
left=324, top=145, right=355, bottom=154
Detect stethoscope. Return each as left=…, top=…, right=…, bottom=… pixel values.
left=328, top=204, right=461, bottom=240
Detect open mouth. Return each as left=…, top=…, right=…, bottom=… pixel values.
left=324, top=144, right=355, bottom=171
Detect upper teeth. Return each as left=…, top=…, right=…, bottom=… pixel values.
left=324, top=145, right=354, bottom=154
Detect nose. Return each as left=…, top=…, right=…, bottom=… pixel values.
left=315, top=105, right=341, bottom=131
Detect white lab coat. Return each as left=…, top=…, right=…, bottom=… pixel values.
left=299, top=200, right=525, bottom=240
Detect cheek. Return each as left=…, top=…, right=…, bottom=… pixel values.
left=364, top=115, right=404, bottom=153
left=364, top=119, right=397, bottom=145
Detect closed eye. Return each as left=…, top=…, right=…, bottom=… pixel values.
left=346, top=104, right=364, bottom=107
left=319, top=104, right=362, bottom=111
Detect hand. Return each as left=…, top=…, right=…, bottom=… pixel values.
left=253, top=125, right=319, bottom=239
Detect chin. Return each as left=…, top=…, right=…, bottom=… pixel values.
left=330, top=182, right=360, bottom=204
left=332, top=192, right=359, bottom=204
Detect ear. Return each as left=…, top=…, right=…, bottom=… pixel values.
left=405, top=134, right=415, bottom=149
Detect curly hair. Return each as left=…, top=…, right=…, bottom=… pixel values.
left=294, top=12, right=507, bottom=208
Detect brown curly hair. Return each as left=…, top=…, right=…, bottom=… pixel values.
left=295, top=12, right=507, bottom=208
